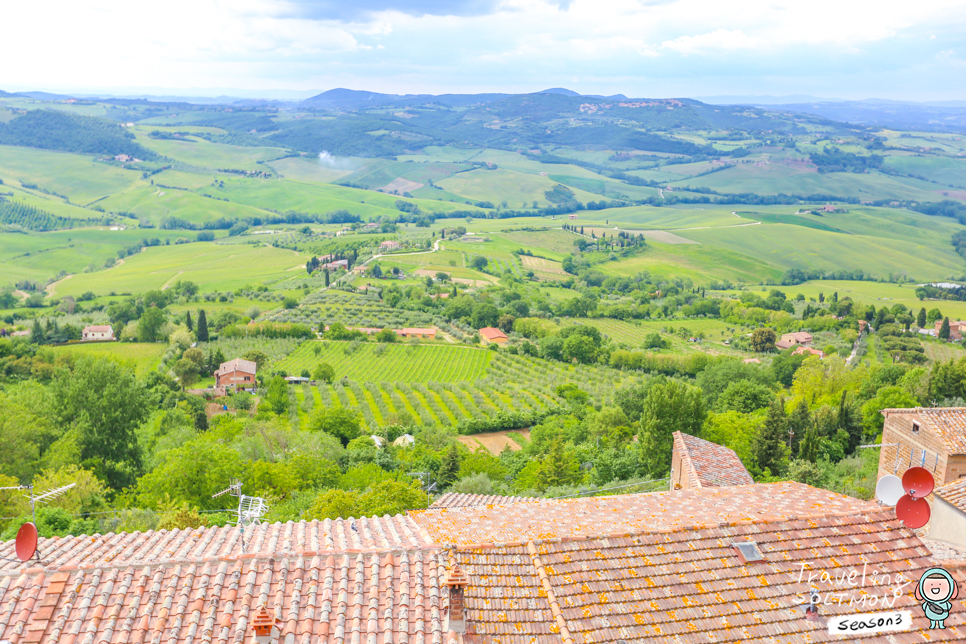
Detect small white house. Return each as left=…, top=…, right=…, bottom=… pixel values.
left=81, top=325, right=115, bottom=341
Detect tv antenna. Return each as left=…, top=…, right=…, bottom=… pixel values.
left=0, top=482, right=76, bottom=563
left=212, top=479, right=268, bottom=553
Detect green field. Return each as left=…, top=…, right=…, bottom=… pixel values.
left=775, top=281, right=966, bottom=321
left=278, top=341, right=492, bottom=382
left=436, top=167, right=602, bottom=208
left=0, top=145, right=141, bottom=206
left=99, top=184, right=272, bottom=225
left=133, top=131, right=289, bottom=171
left=54, top=242, right=308, bottom=296
left=0, top=228, right=197, bottom=285
left=49, top=342, right=166, bottom=376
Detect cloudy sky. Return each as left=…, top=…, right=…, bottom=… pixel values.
left=3, top=0, right=966, bottom=100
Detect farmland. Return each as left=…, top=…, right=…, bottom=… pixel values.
left=54, top=242, right=308, bottom=297
left=277, top=341, right=493, bottom=382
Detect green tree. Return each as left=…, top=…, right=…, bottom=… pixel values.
left=637, top=380, right=706, bottom=476
left=313, top=362, right=336, bottom=383
left=264, top=376, right=290, bottom=415
left=307, top=407, right=362, bottom=446
left=50, top=357, right=151, bottom=490
left=716, top=380, right=774, bottom=413
left=138, top=306, right=165, bottom=342
left=370, top=264, right=383, bottom=278
left=563, top=335, right=596, bottom=364
left=196, top=309, right=209, bottom=342
left=535, top=437, right=582, bottom=491
left=927, top=308, right=943, bottom=325
left=917, top=307, right=927, bottom=328
left=471, top=255, right=488, bottom=270
left=375, top=327, right=398, bottom=343
left=751, top=398, right=791, bottom=476
left=186, top=310, right=193, bottom=331
left=242, top=349, right=269, bottom=370
left=940, top=317, right=951, bottom=340
left=471, top=303, right=499, bottom=328
left=30, top=319, right=45, bottom=344
left=787, top=399, right=812, bottom=457
left=173, top=358, right=200, bottom=390
left=750, top=328, right=777, bottom=352
left=439, top=444, right=462, bottom=487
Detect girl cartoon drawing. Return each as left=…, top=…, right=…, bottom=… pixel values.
left=915, top=567, right=959, bottom=629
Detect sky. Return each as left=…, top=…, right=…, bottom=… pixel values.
left=3, top=0, right=966, bottom=100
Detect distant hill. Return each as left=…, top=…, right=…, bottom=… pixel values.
left=754, top=100, right=966, bottom=132
left=0, top=110, right=157, bottom=159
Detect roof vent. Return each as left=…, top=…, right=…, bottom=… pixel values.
left=732, top=541, right=764, bottom=563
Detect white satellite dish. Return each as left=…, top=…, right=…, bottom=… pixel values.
left=875, top=475, right=904, bottom=506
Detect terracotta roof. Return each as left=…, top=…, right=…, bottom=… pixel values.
left=411, top=482, right=873, bottom=546
left=936, top=477, right=966, bottom=513
left=673, top=432, right=754, bottom=488
left=0, top=515, right=428, bottom=574
left=81, top=325, right=113, bottom=333
left=457, top=508, right=966, bottom=643
left=882, top=407, right=966, bottom=453
left=479, top=327, right=507, bottom=341
left=430, top=493, right=538, bottom=508
left=214, top=358, right=257, bottom=377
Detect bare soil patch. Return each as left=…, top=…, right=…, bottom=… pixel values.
left=379, top=178, right=424, bottom=194
left=458, top=430, right=532, bottom=455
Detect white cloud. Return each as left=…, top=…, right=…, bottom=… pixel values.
left=662, top=29, right=761, bottom=54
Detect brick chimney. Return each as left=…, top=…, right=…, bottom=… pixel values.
left=252, top=604, right=279, bottom=643
left=444, top=563, right=469, bottom=634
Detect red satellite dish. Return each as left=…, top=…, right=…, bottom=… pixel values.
left=902, top=467, right=935, bottom=498
left=896, top=496, right=931, bottom=529
left=894, top=467, right=936, bottom=529
left=15, top=522, right=38, bottom=562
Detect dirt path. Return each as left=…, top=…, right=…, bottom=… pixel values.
left=161, top=271, right=185, bottom=290
left=44, top=274, right=74, bottom=296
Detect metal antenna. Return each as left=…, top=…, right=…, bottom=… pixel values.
left=0, top=482, right=76, bottom=561
left=211, top=479, right=267, bottom=553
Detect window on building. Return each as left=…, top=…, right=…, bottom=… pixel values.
left=244, top=376, right=251, bottom=381
left=912, top=421, right=921, bottom=435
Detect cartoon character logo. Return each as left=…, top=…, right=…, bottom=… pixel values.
left=915, top=567, right=959, bottom=629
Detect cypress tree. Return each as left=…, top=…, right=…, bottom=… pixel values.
left=324, top=269, right=330, bottom=287
left=940, top=317, right=951, bottom=340
left=798, top=423, right=823, bottom=463
left=752, top=397, right=790, bottom=476
left=787, top=399, right=812, bottom=457
left=917, top=307, right=927, bottom=329
left=186, top=311, right=193, bottom=331
left=30, top=319, right=45, bottom=345
left=438, top=444, right=461, bottom=487
left=196, top=309, right=209, bottom=342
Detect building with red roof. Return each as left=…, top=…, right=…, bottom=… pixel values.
left=479, top=327, right=508, bottom=344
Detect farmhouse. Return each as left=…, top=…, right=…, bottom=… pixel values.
left=479, top=326, right=508, bottom=344
left=213, top=358, right=256, bottom=389
left=775, top=330, right=813, bottom=350
left=80, top=324, right=114, bottom=341
left=363, top=222, right=379, bottom=229
left=3, top=480, right=961, bottom=643
left=397, top=327, right=437, bottom=339
left=935, top=319, right=966, bottom=340
left=379, top=240, right=401, bottom=251
left=879, top=407, right=966, bottom=486
left=670, top=431, right=753, bottom=491
left=322, top=259, right=349, bottom=270
left=567, top=213, right=578, bottom=220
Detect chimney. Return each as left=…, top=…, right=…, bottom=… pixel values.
left=443, top=563, right=469, bottom=634
left=252, top=604, right=279, bottom=644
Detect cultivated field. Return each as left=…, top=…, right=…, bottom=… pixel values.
left=458, top=430, right=531, bottom=454
left=49, top=342, right=166, bottom=376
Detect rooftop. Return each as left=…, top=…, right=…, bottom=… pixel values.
left=479, top=327, right=507, bottom=340
left=673, top=431, right=754, bottom=488
left=430, top=493, right=538, bottom=508
left=882, top=407, right=966, bottom=453
left=411, top=481, right=873, bottom=546
left=457, top=508, right=965, bottom=643
left=214, top=358, right=257, bottom=376
left=0, top=484, right=949, bottom=643
left=936, top=476, right=966, bottom=513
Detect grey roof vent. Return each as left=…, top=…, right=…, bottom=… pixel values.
left=733, top=541, right=764, bottom=563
